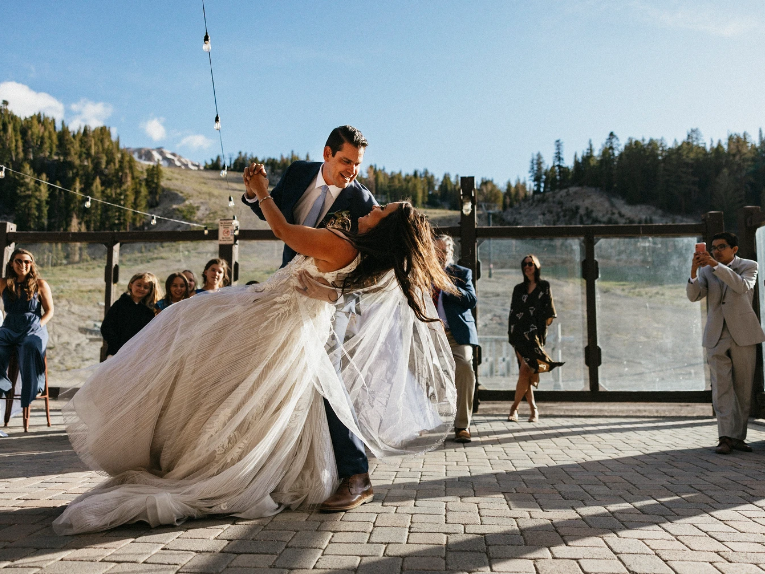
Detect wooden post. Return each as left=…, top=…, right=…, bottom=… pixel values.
left=459, top=177, right=477, bottom=274
left=582, top=232, right=601, bottom=391
left=101, top=241, right=120, bottom=361
left=0, top=222, right=16, bottom=276
left=218, top=219, right=240, bottom=285
left=703, top=211, right=725, bottom=245
left=459, top=177, right=481, bottom=407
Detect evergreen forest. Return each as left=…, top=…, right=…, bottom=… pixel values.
left=0, top=104, right=161, bottom=232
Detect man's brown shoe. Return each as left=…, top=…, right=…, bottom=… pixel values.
left=320, top=473, right=373, bottom=512
left=715, top=437, right=732, bottom=454
left=454, top=429, right=471, bottom=443
left=732, top=439, right=753, bottom=452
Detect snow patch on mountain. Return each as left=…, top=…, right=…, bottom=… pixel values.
left=126, top=147, right=203, bottom=170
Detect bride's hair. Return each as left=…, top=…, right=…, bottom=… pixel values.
left=340, top=201, right=458, bottom=323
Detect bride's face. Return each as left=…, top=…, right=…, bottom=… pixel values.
left=358, top=202, right=400, bottom=233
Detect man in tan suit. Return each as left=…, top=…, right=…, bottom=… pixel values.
left=687, top=232, right=765, bottom=454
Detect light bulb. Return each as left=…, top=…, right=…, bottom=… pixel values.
left=232, top=214, right=237, bottom=221
left=214, top=114, right=220, bottom=131
left=203, top=33, right=211, bottom=52
left=220, top=166, right=227, bottom=178
left=0, top=166, right=5, bottom=179
left=151, top=215, right=157, bottom=226
left=228, top=195, right=234, bottom=207
left=203, top=226, right=209, bottom=235
left=84, top=196, right=91, bottom=208
left=462, top=198, right=473, bottom=216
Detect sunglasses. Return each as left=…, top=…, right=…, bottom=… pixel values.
left=522, top=261, right=535, bottom=267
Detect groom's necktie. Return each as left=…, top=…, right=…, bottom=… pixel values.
left=302, top=185, right=329, bottom=228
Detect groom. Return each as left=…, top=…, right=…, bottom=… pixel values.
left=243, top=125, right=378, bottom=510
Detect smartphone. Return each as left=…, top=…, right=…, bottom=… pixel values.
left=695, top=243, right=706, bottom=253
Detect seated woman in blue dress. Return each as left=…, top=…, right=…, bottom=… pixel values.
left=0, top=248, right=54, bottom=409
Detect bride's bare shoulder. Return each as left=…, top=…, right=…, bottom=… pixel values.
left=313, top=228, right=358, bottom=272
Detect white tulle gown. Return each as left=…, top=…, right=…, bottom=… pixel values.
left=53, top=255, right=456, bottom=535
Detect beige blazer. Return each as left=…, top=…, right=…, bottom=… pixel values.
left=686, top=255, right=765, bottom=348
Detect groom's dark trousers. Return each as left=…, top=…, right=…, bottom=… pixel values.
left=243, top=160, right=377, bottom=478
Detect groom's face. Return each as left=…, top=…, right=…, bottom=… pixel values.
left=322, top=143, right=365, bottom=188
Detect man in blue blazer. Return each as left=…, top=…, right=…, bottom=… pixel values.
left=434, top=235, right=479, bottom=443
left=244, top=126, right=377, bottom=268
left=243, top=126, right=377, bottom=510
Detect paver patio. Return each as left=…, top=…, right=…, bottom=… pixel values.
left=3, top=401, right=765, bottom=573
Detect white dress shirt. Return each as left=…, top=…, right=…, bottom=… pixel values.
left=246, top=164, right=342, bottom=226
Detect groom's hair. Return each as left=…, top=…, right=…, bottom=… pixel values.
left=326, top=125, right=368, bottom=155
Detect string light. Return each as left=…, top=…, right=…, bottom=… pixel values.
left=0, top=164, right=205, bottom=229
left=203, top=226, right=209, bottom=235
left=84, top=196, right=92, bottom=208
left=201, top=0, right=232, bottom=212
left=232, top=214, right=237, bottom=221
left=228, top=195, right=234, bottom=207
left=0, top=166, right=5, bottom=179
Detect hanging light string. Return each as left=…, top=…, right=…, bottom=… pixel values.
left=202, top=0, right=230, bottom=185
left=0, top=164, right=209, bottom=232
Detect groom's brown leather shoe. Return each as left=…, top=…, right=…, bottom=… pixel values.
left=320, top=473, right=373, bottom=512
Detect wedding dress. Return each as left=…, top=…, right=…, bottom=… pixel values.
left=53, top=255, right=456, bottom=535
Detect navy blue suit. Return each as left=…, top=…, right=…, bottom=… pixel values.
left=441, top=264, right=478, bottom=345
left=243, top=159, right=377, bottom=478
left=244, top=161, right=377, bottom=268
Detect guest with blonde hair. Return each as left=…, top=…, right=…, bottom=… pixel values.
left=100, top=272, right=160, bottom=358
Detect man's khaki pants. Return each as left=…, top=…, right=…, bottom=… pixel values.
left=707, top=324, right=755, bottom=441
left=447, top=331, right=476, bottom=430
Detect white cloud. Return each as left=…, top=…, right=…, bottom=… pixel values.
left=0, top=81, right=65, bottom=121
left=178, top=134, right=213, bottom=150
left=142, top=117, right=166, bottom=141
left=69, top=99, right=113, bottom=129
left=630, top=1, right=761, bottom=38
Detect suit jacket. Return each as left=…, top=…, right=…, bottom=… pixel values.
left=441, top=264, right=479, bottom=346
left=686, top=255, right=765, bottom=348
left=243, top=161, right=377, bottom=267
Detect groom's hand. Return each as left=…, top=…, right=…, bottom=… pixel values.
left=295, top=270, right=339, bottom=303
left=243, top=163, right=269, bottom=199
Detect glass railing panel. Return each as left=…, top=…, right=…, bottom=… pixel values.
left=12, top=242, right=108, bottom=379
left=476, top=238, right=587, bottom=391
left=594, top=236, right=708, bottom=391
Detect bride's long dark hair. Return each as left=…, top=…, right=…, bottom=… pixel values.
left=338, top=202, right=457, bottom=323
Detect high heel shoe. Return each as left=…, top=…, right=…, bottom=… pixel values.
left=528, top=408, right=539, bottom=423
left=507, top=408, right=519, bottom=422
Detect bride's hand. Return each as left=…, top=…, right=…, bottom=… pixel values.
left=295, top=270, right=339, bottom=303
left=243, top=163, right=269, bottom=199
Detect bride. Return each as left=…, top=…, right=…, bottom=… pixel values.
left=53, top=163, right=457, bottom=535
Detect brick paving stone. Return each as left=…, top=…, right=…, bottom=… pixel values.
left=368, top=526, right=408, bottom=543
left=227, top=553, right=275, bottom=567
left=106, top=542, right=163, bottom=562
left=386, top=544, right=444, bottom=557
left=535, top=558, right=585, bottom=573
left=286, top=530, right=332, bottom=548
left=223, top=539, right=286, bottom=554
left=108, top=565, right=180, bottom=574
left=445, top=550, right=490, bottom=570
left=665, top=562, right=721, bottom=574
left=165, top=539, right=229, bottom=553
left=617, top=553, right=674, bottom=573
left=605, top=538, right=654, bottom=554
left=714, top=565, right=765, bottom=573
left=272, top=547, right=322, bottom=568
left=144, top=551, right=195, bottom=565
left=40, top=562, right=117, bottom=574
left=314, top=554, right=361, bottom=570
left=488, top=557, right=536, bottom=572
left=177, top=552, right=235, bottom=573
left=578, top=559, right=628, bottom=573
left=357, top=555, right=404, bottom=574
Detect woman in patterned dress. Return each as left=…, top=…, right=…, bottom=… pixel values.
left=507, top=255, right=563, bottom=422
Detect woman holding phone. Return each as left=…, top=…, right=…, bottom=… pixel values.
left=507, top=254, right=563, bottom=422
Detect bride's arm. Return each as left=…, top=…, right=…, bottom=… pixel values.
left=243, top=164, right=357, bottom=267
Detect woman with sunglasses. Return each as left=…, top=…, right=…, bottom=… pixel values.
left=0, top=249, right=54, bottom=413
left=507, top=254, right=563, bottom=422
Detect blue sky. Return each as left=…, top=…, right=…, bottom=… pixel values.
left=2, top=1, right=764, bottom=185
